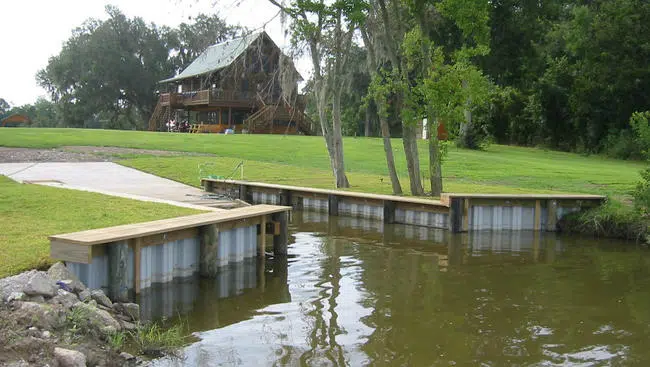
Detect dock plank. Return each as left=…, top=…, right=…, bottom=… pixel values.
left=49, top=204, right=291, bottom=246
left=203, top=179, right=450, bottom=207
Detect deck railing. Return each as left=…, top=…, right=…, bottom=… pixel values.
left=159, top=89, right=307, bottom=109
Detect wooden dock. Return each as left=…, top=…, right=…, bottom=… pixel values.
left=50, top=204, right=290, bottom=300
left=201, top=179, right=605, bottom=233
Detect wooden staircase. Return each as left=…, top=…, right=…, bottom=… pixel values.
left=244, top=95, right=314, bottom=135
left=147, top=100, right=170, bottom=131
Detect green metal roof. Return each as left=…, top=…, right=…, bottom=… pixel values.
left=160, top=32, right=264, bottom=83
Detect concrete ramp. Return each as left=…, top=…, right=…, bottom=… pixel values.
left=0, top=162, right=237, bottom=211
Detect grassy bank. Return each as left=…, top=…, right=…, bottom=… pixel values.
left=0, top=128, right=645, bottom=198
left=0, top=176, right=200, bottom=277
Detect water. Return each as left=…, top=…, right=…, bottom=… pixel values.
left=149, top=211, right=650, bottom=366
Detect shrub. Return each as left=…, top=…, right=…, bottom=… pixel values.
left=559, top=200, right=647, bottom=241
left=605, top=111, right=650, bottom=160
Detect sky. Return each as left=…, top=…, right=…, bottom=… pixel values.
left=0, top=0, right=297, bottom=107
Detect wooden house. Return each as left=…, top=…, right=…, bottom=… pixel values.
left=149, top=31, right=314, bottom=135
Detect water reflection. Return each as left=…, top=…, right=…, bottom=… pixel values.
left=150, top=211, right=650, bottom=366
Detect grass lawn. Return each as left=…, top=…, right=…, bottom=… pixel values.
left=0, top=128, right=646, bottom=198
left=0, top=176, right=201, bottom=278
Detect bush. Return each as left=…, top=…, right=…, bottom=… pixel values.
left=604, top=129, right=644, bottom=160
left=605, top=111, right=650, bottom=160
left=559, top=200, right=647, bottom=241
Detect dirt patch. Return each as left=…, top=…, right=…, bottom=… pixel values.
left=0, top=146, right=215, bottom=163
left=0, top=147, right=110, bottom=163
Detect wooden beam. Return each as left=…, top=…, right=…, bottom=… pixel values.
left=534, top=200, right=541, bottom=231
left=272, top=211, right=288, bottom=256
left=200, top=224, right=219, bottom=277
left=133, top=238, right=142, bottom=294
left=259, top=216, right=266, bottom=257
left=140, top=228, right=199, bottom=248
left=449, top=198, right=464, bottom=233
left=546, top=199, right=558, bottom=231
left=50, top=240, right=91, bottom=264
left=108, top=241, right=129, bottom=302
left=215, top=217, right=260, bottom=231
left=463, top=198, right=470, bottom=231
left=328, top=194, right=339, bottom=216
left=383, top=200, right=396, bottom=224
left=228, top=106, right=232, bottom=126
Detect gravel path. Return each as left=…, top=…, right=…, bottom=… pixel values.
left=0, top=146, right=213, bottom=163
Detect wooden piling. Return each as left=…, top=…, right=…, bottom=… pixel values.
left=546, top=199, right=558, bottom=231
left=449, top=198, right=464, bottom=233
left=258, top=216, right=267, bottom=257
left=239, top=184, right=249, bottom=202
left=107, top=241, right=129, bottom=302
left=199, top=224, right=220, bottom=277
left=534, top=200, right=542, bottom=231
left=133, top=238, right=142, bottom=294
left=272, top=211, right=288, bottom=256
left=280, top=189, right=292, bottom=206
left=328, top=194, right=339, bottom=216
left=383, top=200, right=396, bottom=224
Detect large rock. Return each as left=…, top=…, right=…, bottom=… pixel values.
left=54, top=347, right=87, bottom=367
left=78, top=289, right=91, bottom=302
left=47, top=262, right=79, bottom=282
left=90, top=289, right=112, bottom=308
left=6, top=292, right=26, bottom=302
left=113, top=302, right=140, bottom=321
left=48, top=262, right=86, bottom=293
left=50, top=289, right=79, bottom=310
left=15, top=301, right=63, bottom=330
left=23, top=271, right=58, bottom=298
left=72, top=302, right=121, bottom=335
left=0, top=270, right=37, bottom=302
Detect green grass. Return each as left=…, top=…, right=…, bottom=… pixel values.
left=130, top=321, right=187, bottom=357
left=0, top=128, right=646, bottom=198
left=0, top=176, right=200, bottom=277
left=120, top=156, right=565, bottom=196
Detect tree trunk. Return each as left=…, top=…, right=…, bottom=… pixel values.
left=331, top=87, right=350, bottom=188
left=402, top=123, right=425, bottom=196
left=380, top=116, right=402, bottom=195
left=428, top=118, right=443, bottom=196
left=364, top=104, right=371, bottom=137
left=360, top=27, right=402, bottom=195
left=458, top=80, right=473, bottom=148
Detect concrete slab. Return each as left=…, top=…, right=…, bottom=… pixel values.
left=0, top=162, right=236, bottom=211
